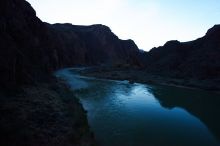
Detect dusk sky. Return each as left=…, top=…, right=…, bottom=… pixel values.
left=26, top=0, right=220, bottom=51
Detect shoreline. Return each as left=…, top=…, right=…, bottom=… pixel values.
left=0, top=79, right=97, bottom=146
left=78, top=67, right=220, bottom=93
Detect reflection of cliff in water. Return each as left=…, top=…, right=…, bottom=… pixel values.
left=76, top=78, right=134, bottom=101
left=150, top=85, right=220, bottom=140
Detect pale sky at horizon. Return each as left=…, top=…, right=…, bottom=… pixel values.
left=26, top=0, right=220, bottom=51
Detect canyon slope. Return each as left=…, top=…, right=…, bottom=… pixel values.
left=83, top=25, right=220, bottom=90
left=0, top=0, right=141, bottom=87
left=0, top=1, right=141, bottom=144
left=144, top=25, right=220, bottom=81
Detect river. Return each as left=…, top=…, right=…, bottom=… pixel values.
left=55, top=68, right=220, bottom=146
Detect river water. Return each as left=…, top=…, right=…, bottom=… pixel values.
left=55, top=69, right=220, bottom=146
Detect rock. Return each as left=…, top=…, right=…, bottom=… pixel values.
left=0, top=0, right=142, bottom=87
left=48, top=23, right=142, bottom=66
left=144, top=25, right=220, bottom=81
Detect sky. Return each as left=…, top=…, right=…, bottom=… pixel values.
left=26, top=0, right=220, bottom=51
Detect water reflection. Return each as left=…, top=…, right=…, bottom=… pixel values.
left=55, top=69, right=220, bottom=146
left=150, top=85, right=220, bottom=141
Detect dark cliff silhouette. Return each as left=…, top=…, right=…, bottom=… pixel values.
left=0, top=0, right=220, bottom=145
left=0, top=0, right=141, bottom=87
left=47, top=23, right=141, bottom=66
left=143, top=25, right=220, bottom=83
left=1, top=0, right=219, bottom=89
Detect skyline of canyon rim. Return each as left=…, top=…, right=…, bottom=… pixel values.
left=27, top=0, right=220, bottom=51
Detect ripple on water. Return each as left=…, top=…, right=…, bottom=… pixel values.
left=55, top=68, right=220, bottom=146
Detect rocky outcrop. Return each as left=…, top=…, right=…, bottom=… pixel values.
left=48, top=23, right=141, bottom=66
left=0, top=82, right=97, bottom=146
left=0, top=0, right=55, bottom=86
left=0, top=0, right=141, bottom=87
left=144, top=25, right=220, bottom=81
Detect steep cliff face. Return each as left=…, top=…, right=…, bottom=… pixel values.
left=144, top=25, right=220, bottom=80
left=48, top=23, right=141, bottom=66
left=0, top=0, right=141, bottom=87
left=0, top=0, right=56, bottom=86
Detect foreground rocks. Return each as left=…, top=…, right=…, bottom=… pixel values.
left=0, top=80, right=97, bottom=146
